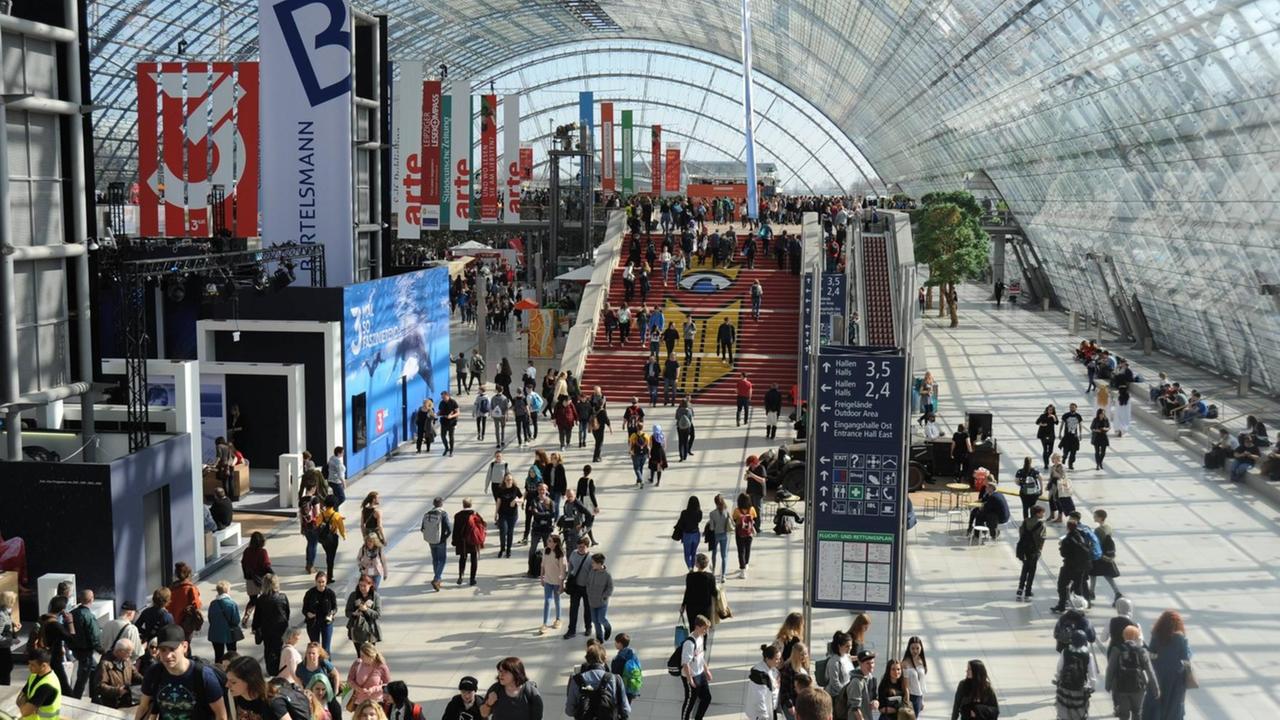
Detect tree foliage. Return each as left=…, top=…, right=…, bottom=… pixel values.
left=912, top=191, right=990, bottom=327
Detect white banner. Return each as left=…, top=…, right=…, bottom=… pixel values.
left=260, top=0, right=354, bottom=285
left=393, top=61, right=423, bottom=239
left=502, top=94, right=521, bottom=224
left=450, top=78, right=471, bottom=232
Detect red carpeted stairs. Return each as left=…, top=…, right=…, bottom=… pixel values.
left=580, top=232, right=801, bottom=405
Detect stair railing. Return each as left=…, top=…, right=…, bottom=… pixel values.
left=561, top=210, right=627, bottom=380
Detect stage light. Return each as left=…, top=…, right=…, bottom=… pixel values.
left=253, top=266, right=269, bottom=292
left=165, top=276, right=186, bottom=303
left=271, top=260, right=296, bottom=290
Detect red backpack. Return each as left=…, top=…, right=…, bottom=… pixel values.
left=299, top=495, right=321, bottom=533
left=466, top=513, right=488, bottom=548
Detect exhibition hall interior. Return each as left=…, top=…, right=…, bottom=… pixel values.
left=1, top=0, right=1277, bottom=718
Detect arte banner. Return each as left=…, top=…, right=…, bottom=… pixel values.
left=502, top=94, right=521, bottom=223
left=449, top=78, right=471, bottom=231
left=392, top=61, right=422, bottom=238
left=651, top=125, right=662, bottom=195
left=600, top=102, right=615, bottom=192
left=420, top=78, right=442, bottom=231
left=439, top=94, right=452, bottom=228
left=479, top=94, right=499, bottom=223
left=137, top=62, right=259, bottom=238
left=665, top=143, right=682, bottom=194
left=519, top=146, right=533, bottom=181
left=260, top=0, right=354, bottom=285
left=527, top=309, right=558, bottom=358
left=620, top=110, right=633, bottom=194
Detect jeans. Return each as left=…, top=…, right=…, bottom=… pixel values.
left=476, top=416, right=487, bottom=440
left=542, top=583, right=562, bottom=625
left=735, top=534, right=753, bottom=568
left=681, top=671, right=712, bottom=720
left=578, top=420, right=589, bottom=447
left=678, top=428, right=692, bottom=460
left=681, top=531, right=700, bottom=569
left=684, top=341, right=693, bottom=364
left=306, top=621, right=334, bottom=655
left=516, top=416, right=531, bottom=445
left=498, top=513, right=517, bottom=554
left=751, top=297, right=761, bottom=319
left=633, top=455, right=647, bottom=484
left=664, top=378, right=677, bottom=405
left=71, top=648, right=97, bottom=698
left=1231, top=459, right=1255, bottom=481
left=648, top=383, right=659, bottom=406
left=441, top=424, right=456, bottom=453
left=329, top=480, right=346, bottom=507
left=566, top=589, right=591, bottom=635
left=711, top=533, right=728, bottom=573
left=590, top=603, right=611, bottom=641
left=736, top=397, right=750, bottom=424
left=910, top=695, right=923, bottom=717
left=493, top=418, right=506, bottom=447
left=304, top=529, right=319, bottom=568
left=1018, top=555, right=1038, bottom=593
left=430, top=542, right=448, bottom=582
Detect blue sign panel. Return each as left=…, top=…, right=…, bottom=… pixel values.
left=800, top=272, right=813, bottom=399
left=343, top=266, right=451, bottom=476
left=819, top=272, right=846, bottom=344
left=810, top=348, right=907, bottom=611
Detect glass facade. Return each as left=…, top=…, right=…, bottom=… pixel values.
left=84, top=0, right=1280, bottom=388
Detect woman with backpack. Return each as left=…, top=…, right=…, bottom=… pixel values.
left=225, top=655, right=310, bottom=720
left=648, top=424, right=669, bottom=486
left=731, top=493, right=758, bottom=580
left=1054, top=630, right=1098, bottom=720
left=629, top=428, right=650, bottom=488
left=319, top=497, right=347, bottom=584
left=1014, top=457, right=1043, bottom=520
left=166, top=562, right=203, bottom=643
left=706, top=495, right=731, bottom=582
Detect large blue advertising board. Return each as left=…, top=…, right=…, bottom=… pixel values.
left=810, top=348, right=907, bottom=611
left=342, top=267, right=451, bottom=477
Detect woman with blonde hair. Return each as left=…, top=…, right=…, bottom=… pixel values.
left=0, top=590, right=17, bottom=685
left=347, top=642, right=392, bottom=709
left=848, top=613, right=872, bottom=656
left=777, top=641, right=811, bottom=720
left=352, top=699, right=389, bottom=720
left=206, top=580, right=241, bottom=663
left=775, top=612, right=805, bottom=662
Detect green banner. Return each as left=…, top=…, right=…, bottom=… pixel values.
left=621, top=110, right=633, bottom=194
left=440, top=95, right=452, bottom=228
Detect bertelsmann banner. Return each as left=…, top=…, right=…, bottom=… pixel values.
left=260, top=0, right=354, bottom=285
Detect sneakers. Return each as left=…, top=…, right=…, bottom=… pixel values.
left=431, top=579, right=442, bottom=592
left=539, top=626, right=548, bottom=635
left=1016, top=590, right=1023, bottom=601
left=563, top=631, right=577, bottom=639
left=552, top=619, right=562, bottom=629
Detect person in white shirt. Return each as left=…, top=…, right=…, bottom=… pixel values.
left=327, top=447, right=347, bottom=506
left=901, top=635, right=928, bottom=717
left=923, top=413, right=944, bottom=440
left=743, top=642, right=781, bottom=720
left=681, top=614, right=713, bottom=720
left=99, top=601, right=143, bottom=661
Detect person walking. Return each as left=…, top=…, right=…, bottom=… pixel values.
left=683, top=316, right=697, bottom=365
left=301, top=571, right=338, bottom=656
left=951, top=424, right=973, bottom=484
left=453, top=498, right=484, bottom=586
left=574, top=394, right=592, bottom=449
left=481, top=657, right=543, bottom=720
left=1046, top=453, right=1075, bottom=522
left=553, top=397, right=578, bottom=452
left=1091, top=408, right=1112, bottom=470
left=490, top=387, right=511, bottom=446
left=629, top=427, right=650, bottom=488
left=649, top=425, right=669, bottom=486
left=735, top=373, right=753, bottom=426
left=643, top=354, right=661, bottom=407
left=538, top=535, right=566, bottom=635
left=563, top=538, right=594, bottom=639
left=576, top=466, right=600, bottom=546
left=745, top=456, right=767, bottom=533
left=676, top=497, right=704, bottom=570
left=707, top=495, right=731, bottom=582
left=590, top=401, right=612, bottom=463
left=565, top=640, right=631, bottom=719
left=1015, top=456, right=1043, bottom=520
left=454, top=352, right=468, bottom=395
left=468, top=350, right=486, bottom=394
left=414, top=398, right=437, bottom=453
left=68, top=589, right=101, bottom=699
left=1036, top=404, right=1058, bottom=468
left=1143, top=610, right=1191, bottom=719
left=778, top=642, right=811, bottom=720
left=356, top=535, right=388, bottom=590
left=675, top=398, right=695, bottom=461
left=251, top=573, right=290, bottom=675
left=1089, top=509, right=1123, bottom=606
left=763, top=384, right=783, bottom=439
left=512, top=390, right=532, bottom=448
left=1060, top=403, right=1084, bottom=470
left=663, top=353, right=680, bottom=406
left=681, top=553, right=717, bottom=650
left=949, top=659, right=999, bottom=720
left=346, top=643, right=392, bottom=709
left=1051, top=515, right=1094, bottom=614
left=716, top=317, right=736, bottom=365
left=473, top=387, right=491, bottom=442
left=207, top=581, right=241, bottom=664
left=438, top=391, right=461, bottom=456
left=1054, top=629, right=1098, bottom=720
left=680, top=615, right=713, bottom=720
left=420, top=498, right=453, bottom=592
left=1106, top=624, right=1159, bottom=720
left=732, top=493, right=758, bottom=579
left=901, top=637, right=928, bottom=717
left=1016, top=505, right=1047, bottom=601
left=584, top=553, right=614, bottom=642
left=493, top=474, right=522, bottom=559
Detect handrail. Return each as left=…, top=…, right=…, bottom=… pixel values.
left=561, top=210, right=625, bottom=381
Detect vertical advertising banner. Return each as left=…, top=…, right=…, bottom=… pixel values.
left=665, top=143, right=682, bottom=194
left=519, top=146, right=533, bottom=181
left=527, top=310, right=558, bottom=358
left=600, top=102, right=615, bottom=193
left=420, top=78, right=443, bottom=231
left=620, top=110, right=633, bottom=194
left=578, top=91, right=594, bottom=151
left=740, top=0, right=760, bottom=220
left=502, top=94, right=522, bottom=223
left=260, top=0, right=354, bottom=285
left=137, top=62, right=261, bottom=237
left=439, top=94, right=452, bottom=228
left=651, top=125, right=662, bottom=195
left=392, top=62, right=423, bottom=239
left=479, top=94, right=499, bottom=223
left=449, top=78, right=471, bottom=232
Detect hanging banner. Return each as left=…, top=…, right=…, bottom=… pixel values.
left=503, top=94, right=522, bottom=223
left=620, top=110, right=633, bottom=194
left=665, top=143, right=682, bottom=194
left=260, top=0, right=354, bottom=285
left=578, top=91, right=594, bottom=152
left=449, top=78, right=471, bottom=232
left=519, top=146, right=534, bottom=180
left=600, top=102, right=615, bottom=193
left=138, top=62, right=260, bottom=238
left=392, top=62, right=423, bottom=238
left=740, top=0, right=760, bottom=220
left=439, top=94, right=452, bottom=228
left=479, top=94, right=499, bottom=223
left=420, top=77, right=442, bottom=231
left=651, top=125, right=662, bottom=196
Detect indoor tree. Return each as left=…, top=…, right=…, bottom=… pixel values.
left=913, top=196, right=989, bottom=327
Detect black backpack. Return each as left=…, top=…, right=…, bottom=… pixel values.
left=667, top=637, right=694, bottom=676
left=1058, top=650, right=1089, bottom=691
left=572, top=671, right=619, bottom=720
left=269, top=679, right=317, bottom=720
left=1113, top=646, right=1146, bottom=693
left=136, top=606, right=168, bottom=644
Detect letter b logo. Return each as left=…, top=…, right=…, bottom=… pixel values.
left=273, top=0, right=352, bottom=107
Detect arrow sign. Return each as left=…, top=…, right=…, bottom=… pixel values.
left=820, top=384, right=833, bottom=392
left=819, top=501, right=828, bottom=512
left=819, top=456, right=829, bottom=465
left=822, top=362, right=831, bottom=372
left=820, top=421, right=830, bottom=432
left=820, top=485, right=829, bottom=497
left=820, top=470, right=829, bottom=481
left=820, top=404, right=832, bottom=412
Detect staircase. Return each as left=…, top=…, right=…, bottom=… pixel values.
left=580, top=233, right=802, bottom=405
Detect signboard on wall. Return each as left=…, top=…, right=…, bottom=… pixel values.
left=259, top=0, right=354, bottom=285
left=392, top=62, right=423, bottom=238
left=439, top=94, right=452, bottom=228
left=342, top=267, right=451, bottom=477
left=620, top=110, right=633, bottom=194
left=137, top=62, right=260, bottom=237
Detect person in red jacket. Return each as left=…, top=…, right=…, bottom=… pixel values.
left=735, top=373, right=754, bottom=427
left=553, top=395, right=578, bottom=452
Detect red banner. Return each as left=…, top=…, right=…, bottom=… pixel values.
left=480, top=94, right=499, bottom=223
left=519, top=146, right=533, bottom=180
left=651, top=125, right=662, bottom=195
left=600, top=102, right=615, bottom=192
left=137, top=62, right=259, bottom=237
left=420, top=79, right=443, bottom=225
left=665, top=144, right=681, bottom=194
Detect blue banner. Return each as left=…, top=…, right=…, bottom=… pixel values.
left=342, top=266, right=451, bottom=476
left=578, top=91, right=594, bottom=151
left=810, top=349, right=907, bottom=611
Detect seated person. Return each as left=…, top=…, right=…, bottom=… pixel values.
left=773, top=506, right=804, bottom=535
left=94, top=638, right=142, bottom=708
left=923, top=412, right=944, bottom=440
left=202, top=504, right=217, bottom=533
left=1148, top=371, right=1171, bottom=402
left=967, top=482, right=1010, bottom=539
left=1176, top=391, right=1207, bottom=424
left=1231, top=434, right=1260, bottom=482
left=1204, top=427, right=1238, bottom=469
left=210, top=487, right=234, bottom=530
left=1245, top=415, right=1271, bottom=448
left=1262, top=445, right=1280, bottom=482
left=1161, top=385, right=1188, bottom=417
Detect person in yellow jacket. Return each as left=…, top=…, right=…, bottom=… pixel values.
left=18, top=648, right=61, bottom=719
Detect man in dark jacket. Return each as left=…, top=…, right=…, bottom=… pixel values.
left=716, top=318, right=736, bottom=365
left=763, top=384, right=783, bottom=439
left=1016, top=505, right=1046, bottom=600
left=1052, top=515, right=1095, bottom=614
left=452, top=499, right=482, bottom=586
left=643, top=355, right=661, bottom=407
left=966, top=484, right=1009, bottom=539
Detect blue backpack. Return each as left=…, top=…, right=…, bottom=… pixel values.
left=1078, top=526, right=1104, bottom=560
left=529, top=391, right=544, bottom=412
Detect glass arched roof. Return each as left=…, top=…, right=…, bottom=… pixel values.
left=84, top=0, right=1280, bottom=390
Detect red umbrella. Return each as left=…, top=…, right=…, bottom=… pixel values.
left=513, top=298, right=539, bottom=311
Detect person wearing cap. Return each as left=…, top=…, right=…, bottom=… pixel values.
left=18, top=648, right=61, bottom=719
left=136, top=624, right=228, bottom=719
left=100, top=599, right=143, bottom=662
left=842, top=650, right=878, bottom=720
left=442, top=675, right=483, bottom=720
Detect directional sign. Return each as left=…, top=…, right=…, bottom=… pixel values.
left=800, top=272, right=814, bottom=399
left=810, top=349, right=907, bottom=611
left=819, top=272, right=846, bottom=345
